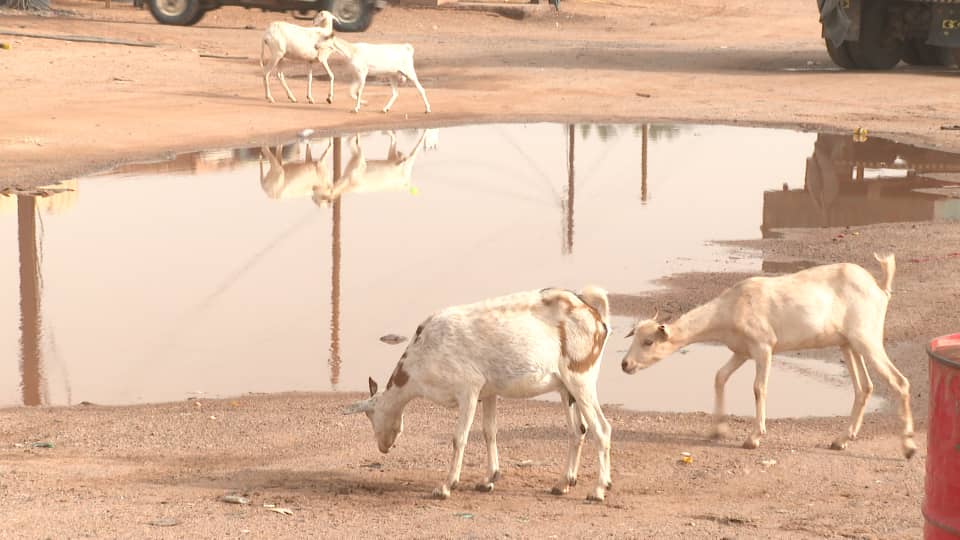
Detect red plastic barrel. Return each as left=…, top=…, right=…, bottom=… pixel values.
left=924, top=333, right=960, bottom=540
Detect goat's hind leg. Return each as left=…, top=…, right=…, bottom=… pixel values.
left=831, top=345, right=874, bottom=451
left=475, top=397, right=501, bottom=492
left=551, top=387, right=586, bottom=496
left=277, top=67, right=297, bottom=103
left=743, top=346, right=772, bottom=450
left=403, top=68, right=431, bottom=113
left=564, top=382, right=611, bottom=501
left=382, top=75, right=400, bottom=113
left=850, top=337, right=916, bottom=458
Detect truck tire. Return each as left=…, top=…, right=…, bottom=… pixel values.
left=902, top=40, right=956, bottom=67
left=825, top=39, right=858, bottom=69
left=846, top=0, right=903, bottom=69
left=148, top=0, right=206, bottom=25
left=329, top=0, right=373, bottom=32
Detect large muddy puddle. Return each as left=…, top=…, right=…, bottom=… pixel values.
left=3, top=123, right=958, bottom=416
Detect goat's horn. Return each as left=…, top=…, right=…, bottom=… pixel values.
left=652, top=307, right=660, bottom=322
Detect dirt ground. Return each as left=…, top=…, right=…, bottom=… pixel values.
left=2, top=0, right=959, bottom=537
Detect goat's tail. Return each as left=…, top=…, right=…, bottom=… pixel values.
left=577, top=285, right=610, bottom=323
left=873, top=252, right=895, bottom=297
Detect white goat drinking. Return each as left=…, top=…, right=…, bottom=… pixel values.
left=261, top=11, right=336, bottom=104
left=620, top=253, right=916, bottom=458
left=317, top=35, right=431, bottom=114
left=344, top=286, right=614, bottom=500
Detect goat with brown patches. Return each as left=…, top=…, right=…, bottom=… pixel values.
left=344, top=286, right=614, bottom=501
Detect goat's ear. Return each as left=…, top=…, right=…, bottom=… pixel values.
left=651, top=307, right=660, bottom=322
left=368, top=377, right=379, bottom=397
left=343, top=399, right=373, bottom=415
left=625, top=327, right=635, bottom=339
left=656, top=324, right=669, bottom=340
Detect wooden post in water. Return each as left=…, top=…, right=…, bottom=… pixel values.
left=329, top=137, right=343, bottom=389
left=641, top=124, right=649, bottom=202
left=17, top=195, right=42, bottom=406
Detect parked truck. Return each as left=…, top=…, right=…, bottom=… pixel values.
left=146, top=0, right=384, bottom=31
left=819, top=0, right=960, bottom=69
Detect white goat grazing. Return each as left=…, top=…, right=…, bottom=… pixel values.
left=311, top=130, right=430, bottom=207
left=261, top=11, right=336, bottom=105
left=317, top=36, right=431, bottom=114
left=344, top=286, right=613, bottom=501
left=621, top=253, right=916, bottom=458
left=259, top=140, right=333, bottom=200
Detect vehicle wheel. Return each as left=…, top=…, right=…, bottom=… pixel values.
left=147, top=0, right=205, bottom=25
left=847, top=0, right=903, bottom=69
left=825, top=39, right=858, bottom=69
left=330, top=0, right=373, bottom=32
left=902, top=39, right=950, bottom=66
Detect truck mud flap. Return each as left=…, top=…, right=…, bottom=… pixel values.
left=819, top=0, right=861, bottom=45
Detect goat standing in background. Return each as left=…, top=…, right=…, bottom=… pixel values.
left=344, top=287, right=613, bottom=501
left=261, top=11, right=337, bottom=104
left=621, top=253, right=916, bottom=458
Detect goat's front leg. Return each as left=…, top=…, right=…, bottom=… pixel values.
left=352, top=70, right=368, bottom=113
left=433, top=395, right=478, bottom=499
left=382, top=75, right=400, bottom=113
left=320, top=55, right=335, bottom=104
left=712, top=353, right=747, bottom=439
left=551, top=388, right=585, bottom=496
left=744, top=348, right=772, bottom=449
left=306, top=63, right=315, bottom=104
left=475, top=397, right=500, bottom=492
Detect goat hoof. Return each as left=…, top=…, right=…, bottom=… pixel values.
left=830, top=440, right=847, bottom=451
left=307, top=98, right=315, bottom=105
left=550, top=485, right=568, bottom=496
left=742, top=439, right=760, bottom=450
left=326, top=98, right=333, bottom=104
left=904, top=439, right=917, bottom=460
left=586, top=491, right=605, bottom=503
left=605, top=481, right=612, bottom=490
left=431, top=487, right=450, bottom=500
left=475, top=482, right=494, bottom=493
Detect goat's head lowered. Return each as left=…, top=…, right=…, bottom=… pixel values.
left=621, top=309, right=674, bottom=374
left=343, top=377, right=403, bottom=454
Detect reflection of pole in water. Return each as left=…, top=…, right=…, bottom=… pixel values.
left=641, top=124, right=649, bottom=202
left=856, top=164, right=864, bottom=183
left=17, top=196, right=43, bottom=406
left=329, top=137, right=343, bottom=389
left=562, top=124, right=575, bottom=255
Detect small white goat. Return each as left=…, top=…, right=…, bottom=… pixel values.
left=317, top=35, right=431, bottom=114
left=311, top=130, right=430, bottom=207
left=621, top=253, right=916, bottom=458
left=261, top=11, right=337, bottom=105
left=259, top=140, right=332, bottom=200
left=344, top=286, right=613, bottom=501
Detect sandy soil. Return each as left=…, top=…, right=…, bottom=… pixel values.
left=2, top=0, right=958, bottom=537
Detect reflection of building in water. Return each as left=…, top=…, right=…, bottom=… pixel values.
left=762, top=134, right=960, bottom=235
left=107, top=148, right=264, bottom=177
left=3, top=182, right=79, bottom=406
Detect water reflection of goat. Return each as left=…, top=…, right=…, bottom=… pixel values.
left=259, top=140, right=333, bottom=200
left=312, top=129, right=434, bottom=207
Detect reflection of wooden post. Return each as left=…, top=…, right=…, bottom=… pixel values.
left=17, top=196, right=42, bottom=406
left=562, top=124, right=575, bottom=255
left=329, top=137, right=343, bottom=389
left=641, top=124, right=649, bottom=202
left=856, top=164, right=864, bottom=183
